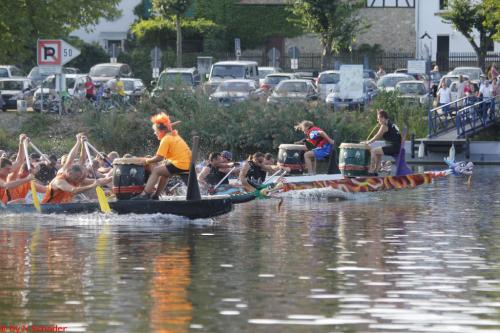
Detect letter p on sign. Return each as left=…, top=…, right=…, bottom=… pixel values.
left=38, top=39, right=62, bottom=66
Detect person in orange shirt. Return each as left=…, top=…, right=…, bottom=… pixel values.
left=3, top=161, right=47, bottom=204
left=41, top=133, right=106, bottom=204
left=132, top=112, right=191, bottom=200
left=0, top=134, right=33, bottom=204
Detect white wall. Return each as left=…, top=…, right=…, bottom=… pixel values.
left=416, top=0, right=499, bottom=61
left=69, top=0, right=141, bottom=49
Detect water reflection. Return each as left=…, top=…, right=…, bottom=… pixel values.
left=0, top=167, right=498, bottom=332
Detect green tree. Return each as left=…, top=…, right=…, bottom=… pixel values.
left=440, top=0, right=497, bottom=70
left=0, top=0, right=120, bottom=66
left=153, top=0, right=193, bottom=67
left=288, top=0, right=366, bottom=70
left=483, top=0, right=500, bottom=41
left=193, top=1, right=302, bottom=52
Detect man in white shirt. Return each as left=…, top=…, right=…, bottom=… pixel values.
left=437, top=81, right=451, bottom=119
left=479, top=80, right=494, bottom=119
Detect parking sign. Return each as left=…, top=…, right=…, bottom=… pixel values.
left=37, top=39, right=81, bottom=66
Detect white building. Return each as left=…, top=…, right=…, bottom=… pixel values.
left=70, top=0, right=141, bottom=53
left=415, top=0, right=500, bottom=61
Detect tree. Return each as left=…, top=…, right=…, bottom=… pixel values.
left=483, top=0, right=500, bottom=41
left=193, top=0, right=303, bottom=52
left=288, top=0, right=366, bottom=70
left=0, top=0, right=120, bottom=67
left=440, top=0, right=497, bottom=70
left=153, top=0, right=193, bottom=67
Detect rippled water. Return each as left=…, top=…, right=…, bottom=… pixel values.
left=0, top=166, right=499, bottom=333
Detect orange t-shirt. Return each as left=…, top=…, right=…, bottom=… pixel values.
left=5, top=182, right=30, bottom=201
left=156, top=134, right=192, bottom=170
left=41, top=174, right=75, bottom=204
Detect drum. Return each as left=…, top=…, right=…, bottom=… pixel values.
left=112, top=158, right=146, bottom=200
left=277, top=144, right=307, bottom=174
left=339, top=143, right=371, bottom=177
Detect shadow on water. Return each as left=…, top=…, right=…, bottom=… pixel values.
left=0, top=166, right=498, bottom=332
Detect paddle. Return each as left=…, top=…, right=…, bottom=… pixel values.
left=213, top=166, right=236, bottom=192
left=23, top=141, right=41, bottom=213
left=83, top=141, right=111, bottom=214
left=29, top=141, right=51, bottom=164
left=84, top=141, right=113, bottom=167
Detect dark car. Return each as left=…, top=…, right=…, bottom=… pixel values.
left=267, top=79, right=319, bottom=106
left=151, top=67, right=200, bottom=97
left=260, top=73, right=298, bottom=92
left=326, top=79, right=378, bottom=111
left=209, top=79, right=263, bottom=106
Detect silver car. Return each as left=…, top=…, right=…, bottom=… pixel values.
left=317, top=70, right=340, bottom=100
left=395, top=81, right=432, bottom=105
left=209, top=79, right=263, bottom=106
left=267, top=79, right=319, bottom=106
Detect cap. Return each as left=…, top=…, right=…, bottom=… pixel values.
left=221, top=150, right=232, bottom=160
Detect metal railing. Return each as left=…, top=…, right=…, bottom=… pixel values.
left=428, top=96, right=498, bottom=138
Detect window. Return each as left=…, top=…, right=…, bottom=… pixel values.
left=11, top=67, right=23, bottom=76
left=439, top=0, right=448, bottom=10
left=366, top=0, right=415, bottom=8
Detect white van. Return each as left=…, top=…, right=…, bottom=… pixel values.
left=204, top=61, right=259, bottom=95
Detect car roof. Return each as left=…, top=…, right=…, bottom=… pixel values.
left=382, top=73, right=414, bottom=78
left=397, top=80, right=425, bottom=85
left=279, top=79, right=311, bottom=84
left=164, top=67, right=197, bottom=74
left=452, top=67, right=482, bottom=70
left=91, top=63, right=127, bottom=68
left=318, top=70, right=339, bottom=75
left=258, top=66, right=281, bottom=70
left=213, top=61, right=258, bottom=66
left=266, top=73, right=295, bottom=77
left=220, top=79, right=255, bottom=83
left=0, top=77, right=30, bottom=81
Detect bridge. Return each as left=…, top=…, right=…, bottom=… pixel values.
left=428, top=96, right=498, bottom=140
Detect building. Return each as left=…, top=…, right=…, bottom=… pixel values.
left=70, top=0, right=141, bottom=53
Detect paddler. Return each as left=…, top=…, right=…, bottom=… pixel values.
left=198, top=152, right=239, bottom=193
left=239, top=152, right=290, bottom=192
left=132, top=112, right=191, bottom=200
left=363, top=109, right=402, bottom=175
left=295, top=120, right=335, bottom=175
left=41, top=133, right=106, bottom=204
left=0, top=134, right=34, bottom=204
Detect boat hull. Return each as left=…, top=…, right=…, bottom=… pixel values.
left=1, top=197, right=234, bottom=219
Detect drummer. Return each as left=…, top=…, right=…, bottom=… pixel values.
left=132, top=112, right=191, bottom=200
left=363, top=110, right=402, bottom=175
left=295, top=120, right=335, bottom=175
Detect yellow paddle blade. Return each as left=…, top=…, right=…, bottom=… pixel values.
left=96, top=186, right=112, bottom=214
left=31, top=181, right=41, bottom=213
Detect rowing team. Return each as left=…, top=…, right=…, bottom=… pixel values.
left=1, top=109, right=401, bottom=205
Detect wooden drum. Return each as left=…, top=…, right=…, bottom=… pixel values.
left=112, top=158, right=146, bottom=200
left=277, top=144, right=307, bottom=174
left=339, top=143, right=371, bottom=177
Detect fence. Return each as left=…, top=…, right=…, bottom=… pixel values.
left=172, top=51, right=500, bottom=73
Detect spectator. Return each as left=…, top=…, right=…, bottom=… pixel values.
left=490, top=63, right=498, bottom=80
left=430, top=65, right=441, bottom=97
left=264, top=153, right=275, bottom=165
left=437, top=80, right=451, bottom=119
left=84, top=76, right=96, bottom=101
left=376, top=65, right=386, bottom=78
left=457, top=75, right=466, bottom=106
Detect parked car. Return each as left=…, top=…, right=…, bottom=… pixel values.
left=204, top=61, right=259, bottom=95
left=449, top=67, right=483, bottom=81
left=258, top=66, right=282, bottom=85
left=209, top=79, right=263, bottom=106
left=0, top=78, right=35, bottom=111
left=260, top=73, right=298, bottom=92
left=325, top=79, right=378, bottom=111
left=395, top=80, right=431, bottom=105
left=377, top=73, right=415, bottom=91
left=122, top=78, right=147, bottom=103
left=317, top=70, right=340, bottom=100
left=89, top=63, right=132, bottom=86
left=151, top=67, right=200, bottom=97
left=28, top=66, right=81, bottom=86
left=33, top=74, right=87, bottom=101
left=449, top=80, right=479, bottom=102
left=438, top=74, right=469, bottom=90
left=0, top=65, right=24, bottom=78
left=267, top=79, right=319, bottom=106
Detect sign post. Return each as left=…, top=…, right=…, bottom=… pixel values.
left=150, top=46, right=162, bottom=79
left=288, top=46, right=300, bottom=71
left=234, top=38, right=241, bottom=60
left=37, top=39, right=80, bottom=114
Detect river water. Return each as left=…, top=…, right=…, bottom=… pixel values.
left=0, top=166, right=499, bottom=333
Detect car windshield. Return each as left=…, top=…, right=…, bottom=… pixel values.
left=259, top=69, right=275, bottom=78
left=43, top=77, right=76, bottom=89
left=264, top=76, right=290, bottom=85
left=159, top=73, right=193, bottom=87
left=451, top=68, right=481, bottom=80
left=397, top=83, right=426, bottom=94
left=211, top=65, right=246, bottom=79
left=123, top=81, right=135, bottom=91
left=276, top=82, right=308, bottom=93
left=378, top=76, right=413, bottom=88
left=89, top=66, right=120, bottom=77
left=216, top=82, right=251, bottom=92
left=0, top=80, right=24, bottom=90
left=0, top=69, right=9, bottom=78
left=318, top=73, right=339, bottom=84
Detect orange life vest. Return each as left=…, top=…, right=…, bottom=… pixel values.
left=41, top=174, right=77, bottom=204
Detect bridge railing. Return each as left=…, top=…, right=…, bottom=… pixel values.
left=428, top=96, right=468, bottom=138
left=455, top=96, right=497, bottom=138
